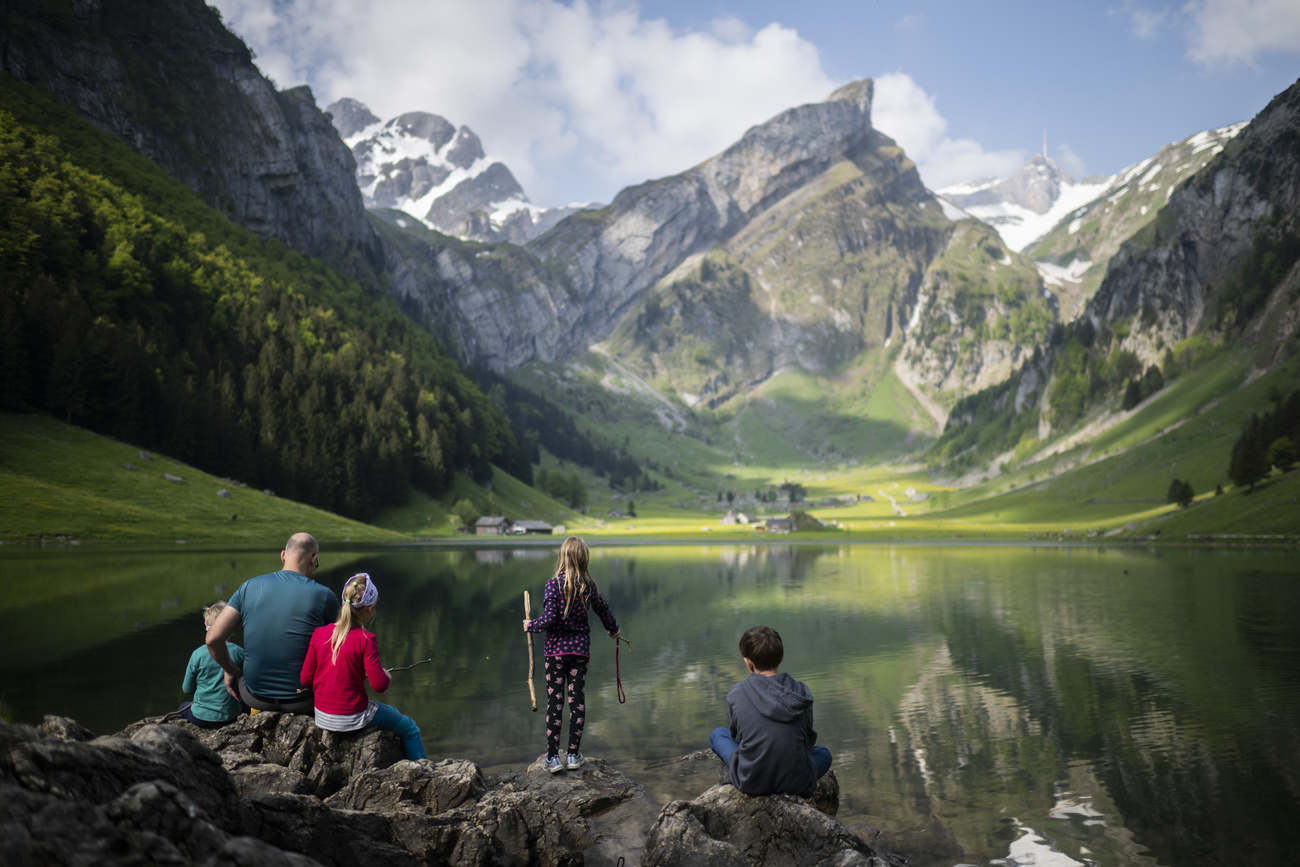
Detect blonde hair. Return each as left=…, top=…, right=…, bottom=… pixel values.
left=203, top=601, right=227, bottom=629
left=330, top=574, right=374, bottom=663
left=554, top=536, right=597, bottom=617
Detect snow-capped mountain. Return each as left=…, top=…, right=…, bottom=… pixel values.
left=939, top=155, right=1112, bottom=253
left=325, top=98, right=584, bottom=244
left=1023, top=122, right=1247, bottom=320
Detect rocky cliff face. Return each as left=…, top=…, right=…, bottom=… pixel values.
left=933, top=78, right=1300, bottom=464
left=1027, top=123, right=1246, bottom=322
left=1087, top=80, right=1300, bottom=368
left=0, top=0, right=381, bottom=272
left=392, top=79, right=967, bottom=381
left=387, top=78, right=1055, bottom=416
left=895, top=220, right=1052, bottom=402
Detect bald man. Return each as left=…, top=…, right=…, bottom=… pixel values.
left=207, top=533, right=339, bottom=713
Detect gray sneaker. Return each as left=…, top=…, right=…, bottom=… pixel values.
left=566, top=751, right=584, bottom=770
left=543, top=755, right=564, bottom=774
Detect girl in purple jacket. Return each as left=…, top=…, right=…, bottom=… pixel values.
left=523, top=536, right=620, bottom=774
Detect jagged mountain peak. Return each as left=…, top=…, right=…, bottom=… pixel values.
left=827, top=78, right=874, bottom=113
left=327, top=97, right=381, bottom=139
left=328, top=97, right=580, bottom=245
left=384, top=111, right=456, bottom=150
left=1002, top=154, right=1074, bottom=212
left=939, top=153, right=1106, bottom=254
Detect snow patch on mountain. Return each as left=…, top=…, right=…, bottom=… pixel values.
left=937, top=121, right=1248, bottom=255
left=326, top=98, right=587, bottom=244
left=938, top=156, right=1111, bottom=252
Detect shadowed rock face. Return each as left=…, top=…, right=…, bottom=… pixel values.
left=1087, top=79, right=1300, bottom=369
left=7, top=715, right=906, bottom=867
left=641, top=781, right=902, bottom=867
left=1, top=0, right=383, bottom=275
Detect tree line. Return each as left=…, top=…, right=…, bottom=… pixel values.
left=0, top=102, right=528, bottom=519
left=1229, top=387, right=1300, bottom=492
left=473, top=366, right=662, bottom=494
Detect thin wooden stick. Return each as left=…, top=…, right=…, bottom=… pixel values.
left=525, top=591, right=538, bottom=711
left=386, top=658, right=432, bottom=673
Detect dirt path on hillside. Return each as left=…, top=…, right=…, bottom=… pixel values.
left=591, top=347, right=689, bottom=431
left=892, top=354, right=948, bottom=430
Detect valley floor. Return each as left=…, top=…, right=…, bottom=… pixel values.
left=3, top=409, right=1297, bottom=547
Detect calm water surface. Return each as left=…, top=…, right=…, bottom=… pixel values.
left=2, top=542, right=1297, bottom=867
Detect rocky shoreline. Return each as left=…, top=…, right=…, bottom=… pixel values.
left=2, top=712, right=907, bottom=866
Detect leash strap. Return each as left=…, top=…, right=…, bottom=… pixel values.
left=614, top=635, right=631, bottom=704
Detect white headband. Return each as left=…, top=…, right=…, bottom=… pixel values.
left=346, top=573, right=378, bottom=608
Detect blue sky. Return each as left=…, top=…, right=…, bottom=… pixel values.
left=213, top=0, right=1300, bottom=206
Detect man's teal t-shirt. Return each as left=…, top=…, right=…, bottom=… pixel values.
left=183, top=642, right=245, bottom=721
left=228, top=570, right=339, bottom=699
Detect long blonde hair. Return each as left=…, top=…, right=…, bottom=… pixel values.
left=554, top=536, right=597, bottom=616
left=330, top=573, right=374, bottom=663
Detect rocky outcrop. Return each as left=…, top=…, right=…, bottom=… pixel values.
left=5, top=714, right=905, bottom=867
left=7, top=713, right=629, bottom=866
left=1086, top=78, right=1300, bottom=368
left=530, top=80, right=883, bottom=338
left=641, top=783, right=901, bottom=867
left=1, top=0, right=382, bottom=274
left=945, top=155, right=1074, bottom=216
left=392, top=78, right=959, bottom=387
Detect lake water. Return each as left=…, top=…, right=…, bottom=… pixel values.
left=2, top=542, right=1297, bottom=867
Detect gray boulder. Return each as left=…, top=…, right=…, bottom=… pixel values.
left=1, top=719, right=314, bottom=867
left=327, top=758, right=487, bottom=814
left=641, top=782, right=892, bottom=867
left=15, top=714, right=635, bottom=866
left=18, top=713, right=898, bottom=867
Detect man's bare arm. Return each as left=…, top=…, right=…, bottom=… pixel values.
left=205, top=604, right=243, bottom=699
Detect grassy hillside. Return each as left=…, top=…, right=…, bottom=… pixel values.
left=0, top=75, right=527, bottom=521
left=0, top=412, right=402, bottom=542
left=370, top=465, right=590, bottom=537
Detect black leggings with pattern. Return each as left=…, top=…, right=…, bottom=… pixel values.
left=544, top=654, right=589, bottom=758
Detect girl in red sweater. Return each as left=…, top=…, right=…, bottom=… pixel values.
left=300, top=572, right=426, bottom=760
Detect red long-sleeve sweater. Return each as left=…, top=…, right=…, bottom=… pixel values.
left=300, top=624, right=390, bottom=715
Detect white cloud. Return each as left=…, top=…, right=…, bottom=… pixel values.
left=1055, top=143, right=1087, bottom=177
left=210, top=0, right=834, bottom=206
left=1108, top=3, right=1171, bottom=40
left=1183, top=0, right=1300, bottom=65
left=871, top=72, right=1026, bottom=190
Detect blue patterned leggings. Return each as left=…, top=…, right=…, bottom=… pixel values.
left=544, top=654, right=588, bottom=759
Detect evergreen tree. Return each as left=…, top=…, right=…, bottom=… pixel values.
left=1122, top=379, right=1142, bottom=411
left=1229, top=415, right=1270, bottom=492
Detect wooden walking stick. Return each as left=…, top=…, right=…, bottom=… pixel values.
left=525, top=591, right=538, bottom=711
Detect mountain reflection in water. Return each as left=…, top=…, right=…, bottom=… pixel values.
left=1, top=543, right=1295, bottom=867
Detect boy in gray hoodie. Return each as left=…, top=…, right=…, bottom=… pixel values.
left=710, top=625, right=832, bottom=798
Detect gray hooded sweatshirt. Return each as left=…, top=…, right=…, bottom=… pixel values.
left=725, top=671, right=819, bottom=798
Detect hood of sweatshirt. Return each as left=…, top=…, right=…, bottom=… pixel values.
left=736, top=672, right=813, bottom=723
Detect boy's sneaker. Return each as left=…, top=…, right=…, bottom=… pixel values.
left=543, top=755, right=564, bottom=774
left=566, top=751, right=584, bottom=770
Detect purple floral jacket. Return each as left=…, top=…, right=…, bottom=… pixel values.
left=525, top=573, right=619, bottom=658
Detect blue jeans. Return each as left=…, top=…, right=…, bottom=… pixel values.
left=371, top=702, right=426, bottom=760
left=710, top=727, right=832, bottom=778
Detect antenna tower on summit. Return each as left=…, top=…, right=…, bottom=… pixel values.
left=1043, top=129, right=1047, bottom=159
